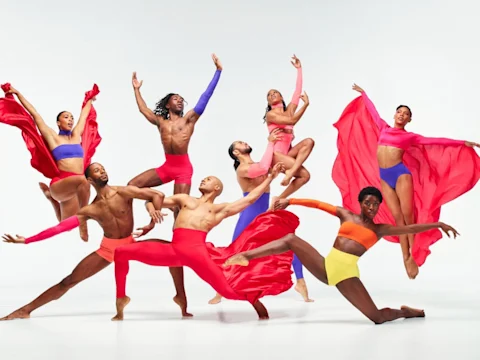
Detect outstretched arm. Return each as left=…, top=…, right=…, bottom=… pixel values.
left=352, top=84, right=389, bottom=131
left=216, top=163, right=283, bottom=220
left=72, top=84, right=99, bottom=137
left=186, top=54, right=223, bottom=124
left=265, top=92, right=310, bottom=126
left=118, top=186, right=165, bottom=210
left=273, top=197, right=348, bottom=219
left=411, top=133, right=469, bottom=147
left=378, top=222, right=459, bottom=238
left=2, top=84, right=56, bottom=141
left=131, top=72, right=158, bottom=125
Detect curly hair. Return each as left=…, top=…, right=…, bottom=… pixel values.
left=153, top=93, right=186, bottom=119
left=358, top=186, right=383, bottom=203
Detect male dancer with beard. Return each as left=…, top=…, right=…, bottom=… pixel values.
left=207, top=132, right=313, bottom=304
left=1, top=163, right=190, bottom=320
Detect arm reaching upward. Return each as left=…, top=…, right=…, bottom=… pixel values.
left=352, top=84, right=389, bottom=131
left=72, top=84, right=100, bottom=137
left=186, top=54, right=223, bottom=123
left=132, top=72, right=158, bottom=125
left=216, top=163, right=284, bottom=220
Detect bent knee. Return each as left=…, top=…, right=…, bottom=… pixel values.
left=297, top=169, right=310, bottom=183
left=303, top=138, right=315, bottom=149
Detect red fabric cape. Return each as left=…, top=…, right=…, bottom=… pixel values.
left=0, top=83, right=101, bottom=179
left=332, top=95, right=480, bottom=266
left=206, top=209, right=299, bottom=304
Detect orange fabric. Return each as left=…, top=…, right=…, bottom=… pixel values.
left=96, top=235, right=135, bottom=263
left=289, top=198, right=337, bottom=216
left=338, top=222, right=378, bottom=250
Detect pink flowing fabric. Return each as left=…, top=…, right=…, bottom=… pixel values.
left=332, top=95, right=480, bottom=266
left=0, top=83, right=101, bottom=179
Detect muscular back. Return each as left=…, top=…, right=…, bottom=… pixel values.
left=156, top=114, right=196, bottom=154
left=79, top=186, right=134, bottom=239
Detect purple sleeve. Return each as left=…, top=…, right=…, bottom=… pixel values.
left=193, top=70, right=222, bottom=116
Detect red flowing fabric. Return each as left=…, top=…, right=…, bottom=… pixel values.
left=206, top=210, right=299, bottom=304
left=332, top=95, right=480, bottom=266
left=0, top=83, right=101, bottom=179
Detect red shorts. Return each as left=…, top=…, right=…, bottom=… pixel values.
left=97, top=235, right=136, bottom=263
left=50, top=171, right=83, bottom=186
left=155, top=154, right=193, bottom=185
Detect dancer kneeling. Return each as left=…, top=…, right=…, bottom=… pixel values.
left=225, top=187, right=459, bottom=324
left=112, top=162, right=300, bottom=321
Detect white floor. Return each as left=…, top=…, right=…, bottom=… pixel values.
left=1, top=274, right=478, bottom=360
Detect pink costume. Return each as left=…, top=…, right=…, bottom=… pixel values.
left=266, top=68, right=303, bottom=155
left=332, top=91, right=480, bottom=266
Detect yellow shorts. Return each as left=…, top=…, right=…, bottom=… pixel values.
left=325, top=247, right=360, bottom=286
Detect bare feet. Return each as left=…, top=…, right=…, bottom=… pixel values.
left=224, top=254, right=249, bottom=267
left=280, top=171, right=294, bottom=186
left=208, top=293, right=223, bottom=305
left=253, top=300, right=269, bottom=320
left=0, top=308, right=30, bottom=321
left=111, top=296, right=131, bottom=321
left=173, top=295, right=193, bottom=317
left=294, top=279, right=314, bottom=302
left=404, top=257, right=419, bottom=279
left=401, top=305, right=425, bottom=319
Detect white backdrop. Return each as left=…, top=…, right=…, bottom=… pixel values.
left=0, top=0, right=479, bottom=316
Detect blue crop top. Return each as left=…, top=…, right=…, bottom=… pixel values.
left=51, top=144, right=84, bottom=161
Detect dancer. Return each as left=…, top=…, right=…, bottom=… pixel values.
left=0, top=83, right=101, bottom=221
left=112, top=162, right=300, bottom=321
left=264, top=55, right=314, bottom=200
left=128, top=54, right=222, bottom=211
left=207, top=132, right=312, bottom=304
left=1, top=162, right=189, bottom=320
left=332, top=84, right=480, bottom=278
left=225, top=187, right=459, bottom=324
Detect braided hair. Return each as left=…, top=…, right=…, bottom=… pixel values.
left=228, top=142, right=240, bottom=170
left=153, top=93, right=185, bottom=119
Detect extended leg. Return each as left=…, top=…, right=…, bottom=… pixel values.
left=127, top=168, right=164, bottom=188
left=225, top=234, right=329, bottom=285
left=336, top=277, right=425, bottom=324
left=0, top=252, right=110, bottom=320
left=112, top=240, right=183, bottom=321
left=292, top=255, right=314, bottom=302
left=380, top=180, right=417, bottom=279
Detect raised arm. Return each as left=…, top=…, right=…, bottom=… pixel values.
left=131, top=72, right=158, bottom=125
left=185, top=54, right=223, bottom=124
left=216, top=163, right=282, bottom=220
left=378, top=221, right=459, bottom=239
left=2, top=84, right=56, bottom=140
left=352, top=84, right=389, bottom=131
left=266, top=92, right=310, bottom=126
left=285, top=55, right=303, bottom=113
left=72, top=84, right=100, bottom=137
left=237, top=129, right=282, bottom=178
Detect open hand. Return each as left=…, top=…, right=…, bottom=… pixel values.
left=132, top=72, right=143, bottom=89
left=352, top=83, right=364, bottom=93
left=132, top=222, right=155, bottom=238
left=212, top=54, right=223, bottom=71
left=268, top=128, right=283, bottom=143
left=2, top=234, right=25, bottom=244
left=465, top=141, right=480, bottom=148
left=291, top=54, right=301, bottom=68
left=149, top=209, right=168, bottom=224
left=273, top=198, right=290, bottom=210
left=439, top=222, right=460, bottom=238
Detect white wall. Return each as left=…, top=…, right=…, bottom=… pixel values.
left=0, top=0, right=478, bottom=303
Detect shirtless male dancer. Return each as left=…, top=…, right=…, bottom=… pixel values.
left=208, top=131, right=313, bottom=304
left=112, top=162, right=297, bottom=321
left=1, top=162, right=190, bottom=320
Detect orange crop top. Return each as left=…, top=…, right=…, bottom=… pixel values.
left=288, top=198, right=378, bottom=250
left=337, top=221, right=378, bottom=250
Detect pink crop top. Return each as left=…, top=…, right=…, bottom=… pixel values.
left=362, top=92, right=465, bottom=150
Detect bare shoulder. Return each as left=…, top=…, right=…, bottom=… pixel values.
left=77, top=203, right=98, bottom=219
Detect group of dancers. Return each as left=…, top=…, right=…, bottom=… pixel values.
left=1, top=54, right=479, bottom=324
